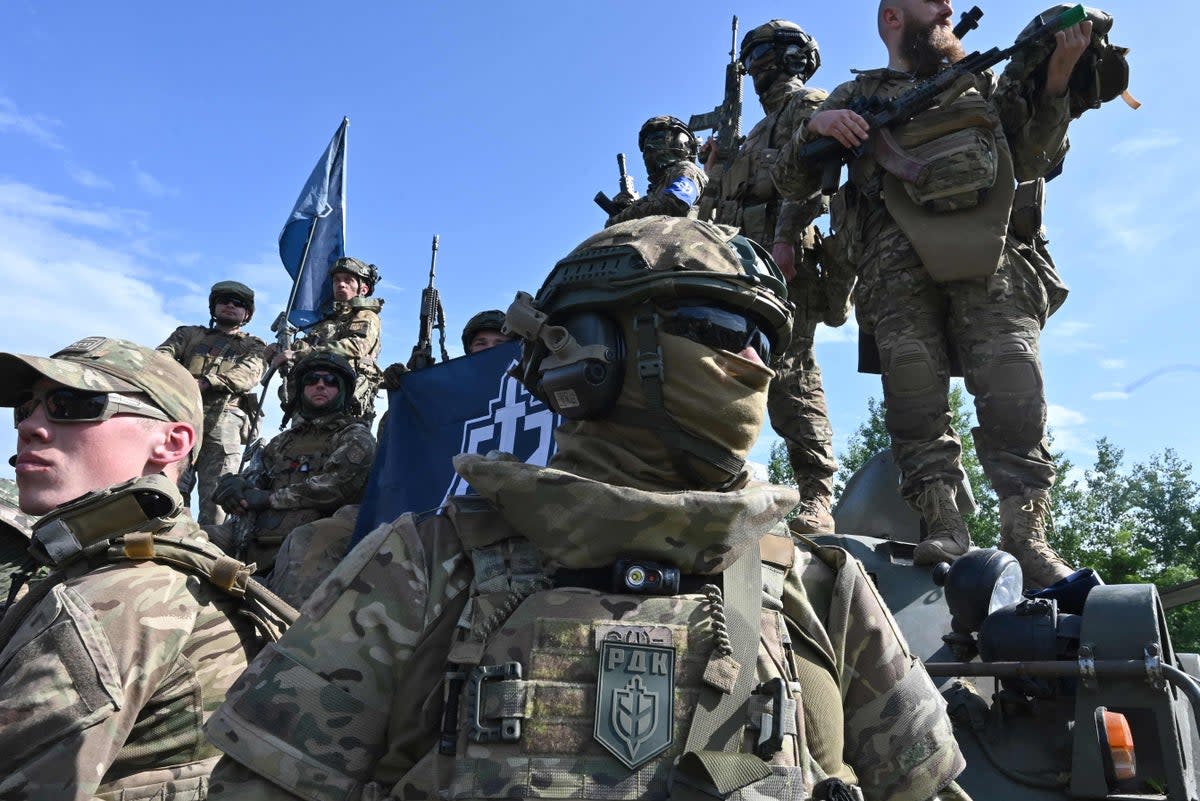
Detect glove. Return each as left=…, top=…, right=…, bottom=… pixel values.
left=612, top=190, right=637, bottom=209
left=241, top=488, right=273, bottom=512
left=382, top=361, right=409, bottom=390
left=213, top=475, right=249, bottom=514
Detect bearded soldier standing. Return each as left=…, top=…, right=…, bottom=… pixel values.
left=158, top=280, right=266, bottom=524
left=606, top=116, right=707, bottom=226
left=706, top=21, right=851, bottom=533
left=267, top=257, right=385, bottom=422
left=772, top=0, right=1093, bottom=584
left=207, top=217, right=967, bottom=801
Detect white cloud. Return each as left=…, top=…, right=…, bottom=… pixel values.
left=815, top=318, right=858, bottom=345
left=131, top=161, right=179, bottom=198
left=1100, top=358, right=1126, bottom=370
left=1047, top=404, right=1086, bottom=428
left=1090, top=196, right=1174, bottom=253
left=1111, top=131, right=1183, bottom=157
left=0, top=96, right=63, bottom=150
left=1092, top=390, right=1130, bottom=401
left=66, top=164, right=113, bottom=190
left=0, top=181, right=135, bottom=231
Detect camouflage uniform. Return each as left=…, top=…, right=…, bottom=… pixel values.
left=710, top=74, right=840, bottom=516
left=0, top=481, right=35, bottom=614
left=207, top=454, right=964, bottom=801
left=0, top=336, right=267, bottom=799
left=290, top=298, right=384, bottom=421
left=773, top=69, right=1070, bottom=510
left=607, top=160, right=708, bottom=225
left=158, top=324, right=266, bottom=524
left=206, top=218, right=964, bottom=801
left=213, top=412, right=375, bottom=573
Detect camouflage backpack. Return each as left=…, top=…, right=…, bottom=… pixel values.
left=427, top=495, right=847, bottom=801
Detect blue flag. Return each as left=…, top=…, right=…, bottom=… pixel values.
left=353, top=341, right=562, bottom=545
left=279, top=117, right=348, bottom=329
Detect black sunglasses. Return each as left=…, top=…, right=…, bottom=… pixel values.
left=215, top=296, right=248, bottom=309
left=659, top=305, right=772, bottom=363
left=302, top=372, right=340, bottom=388
left=15, top=387, right=171, bottom=427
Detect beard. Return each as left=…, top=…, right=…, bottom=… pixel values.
left=901, top=17, right=965, bottom=75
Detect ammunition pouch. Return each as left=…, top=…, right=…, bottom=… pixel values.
left=896, top=126, right=998, bottom=213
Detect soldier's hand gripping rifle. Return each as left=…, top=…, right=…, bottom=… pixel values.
left=798, top=4, right=1086, bottom=196
left=593, top=153, right=639, bottom=216
left=689, top=15, right=743, bottom=220
left=406, top=235, right=450, bottom=371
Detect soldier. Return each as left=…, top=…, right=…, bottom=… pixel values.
left=0, top=336, right=276, bottom=798
left=606, top=116, right=707, bottom=226
left=212, top=350, right=375, bottom=573
left=772, top=0, right=1092, bottom=584
left=0, top=478, right=36, bottom=615
left=206, top=218, right=967, bottom=801
left=462, top=308, right=514, bottom=354
left=706, top=20, right=849, bottom=533
left=158, top=280, right=266, bottom=524
left=266, top=256, right=385, bottom=422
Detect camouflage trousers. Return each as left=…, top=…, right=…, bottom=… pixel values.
left=768, top=275, right=837, bottom=498
left=179, top=405, right=248, bottom=525
left=857, top=243, right=1054, bottom=501
left=267, top=504, right=359, bottom=608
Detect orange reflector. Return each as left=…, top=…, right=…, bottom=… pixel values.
left=1102, top=710, right=1137, bottom=781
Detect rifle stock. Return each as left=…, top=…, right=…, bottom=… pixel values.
left=797, top=4, right=1086, bottom=195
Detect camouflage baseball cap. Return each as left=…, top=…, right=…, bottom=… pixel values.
left=0, top=336, right=204, bottom=457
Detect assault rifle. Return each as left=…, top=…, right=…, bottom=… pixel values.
left=593, top=153, right=638, bottom=216
left=406, top=235, right=449, bottom=370
left=688, top=15, right=743, bottom=219
left=798, top=4, right=1086, bottom=195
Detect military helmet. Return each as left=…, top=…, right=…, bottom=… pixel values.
left=739, top=19, right=820, bottom=82
left=1001, top=5, right=1129, bottom=121
left=286, top=349, right=356, bottom=415
left=331, top=256, right=382, bottom=296
left=509, top=216, right=791, bottom=416
left=637, top=116, right=699, bottom=174
left=209, top=280, right=255, bottom=323
left=461, top=309, right=508, bottom=352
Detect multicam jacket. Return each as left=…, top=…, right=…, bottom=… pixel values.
left=712, top=76, right=828, bottom=252
left=607, top=161, right=708, bottom=226
left=157, top=325, right=266, bottom=425
left=207, top=453, right=964, bottom=801
left=0, top=475, right=260, bottom=800
left=772, top=67, right=1071, bottom=278
left=241, top=412, right=375, bottom=568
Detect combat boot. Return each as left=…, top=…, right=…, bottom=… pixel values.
left=999, top=490, right=1073, bottom=589
left=912, top=480, right=971, bottom=566
left=789, top=492, right=836, bottom=536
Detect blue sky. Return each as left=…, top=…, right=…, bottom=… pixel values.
left=0, top=0, right=1190, bottom=486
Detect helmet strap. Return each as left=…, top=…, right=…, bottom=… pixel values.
left=613, top=305, right=746, bottom=490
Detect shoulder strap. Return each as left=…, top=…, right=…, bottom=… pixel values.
left=0, top=533, right=296, bottom=651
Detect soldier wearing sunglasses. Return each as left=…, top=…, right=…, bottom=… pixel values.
left=0, top=336, right=268, bottom=798
left=158, top=280, right=267, bottom=525
left=211, top=350, right=375, bottom=575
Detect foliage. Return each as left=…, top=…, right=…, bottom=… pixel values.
left=797, top=391, right=1200, bottom=652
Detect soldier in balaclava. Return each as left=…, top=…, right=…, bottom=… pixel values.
left=606, top=116, right=707, bottom=226
left=207, top=217, right=967, bottom=801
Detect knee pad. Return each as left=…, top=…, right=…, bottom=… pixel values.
left=883, top=340, right=946, bottom=440
left=972, top=336, right=1045, bottom=448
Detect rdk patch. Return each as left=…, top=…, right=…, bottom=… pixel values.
left=594, top=641, right=675, bottom=769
